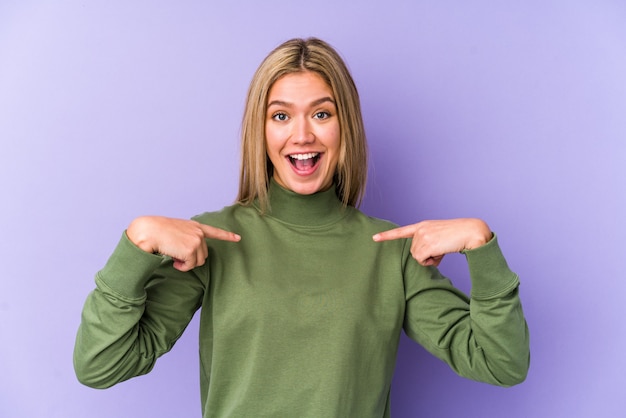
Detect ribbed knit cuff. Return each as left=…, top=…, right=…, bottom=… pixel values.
left=96, top=231, right=164, bottom=300
left=461, top=233, right=519, bottom=300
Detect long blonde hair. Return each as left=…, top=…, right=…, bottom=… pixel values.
left=237, top=38, right=367, bottom=210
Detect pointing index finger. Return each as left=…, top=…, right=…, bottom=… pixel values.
left=199, top=224, right=241, bottom=242
left=373, top=225, right=416, bottom=242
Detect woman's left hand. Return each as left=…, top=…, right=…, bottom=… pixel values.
left=373, top=218, right=492, bottom=267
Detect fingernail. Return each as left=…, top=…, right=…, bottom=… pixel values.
left=372, top=234, right=380, bottom=241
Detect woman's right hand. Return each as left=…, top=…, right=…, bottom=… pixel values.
left=127, top=216, right=241, bottom=272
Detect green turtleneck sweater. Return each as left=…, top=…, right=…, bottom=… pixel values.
left=74, top=181, right=529, bottom=417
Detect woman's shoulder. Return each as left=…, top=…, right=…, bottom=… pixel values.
left=192, top=202, right=256, bottom=227
left=348, top=207, right=400, bottom=232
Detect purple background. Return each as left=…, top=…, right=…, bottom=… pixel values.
left=1, top=1, right=625, bottom=417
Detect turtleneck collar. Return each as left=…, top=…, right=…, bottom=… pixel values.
left=255, top=178, right=347, bottom=227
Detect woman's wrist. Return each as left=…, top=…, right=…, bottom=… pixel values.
left=463, top=218, right=492, bottom=251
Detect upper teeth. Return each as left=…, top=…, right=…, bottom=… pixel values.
left=290, top=153, right=319, bottom=160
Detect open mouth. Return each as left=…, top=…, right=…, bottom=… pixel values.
left=288, top=152, right=321, bottom=171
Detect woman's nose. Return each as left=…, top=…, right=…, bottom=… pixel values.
left=291, top=117, right=314, bottom=144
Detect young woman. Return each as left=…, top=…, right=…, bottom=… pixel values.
left=74, top=38, right=530, bottom=418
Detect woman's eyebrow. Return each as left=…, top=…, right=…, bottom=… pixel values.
left=267, top=99, right=290, bottom=108
left=311, top=96, right=336, bottom=107
left=267, top=96, right=336, bottom=109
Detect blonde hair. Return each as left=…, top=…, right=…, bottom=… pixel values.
left=236, top=37, right=367, bottom=210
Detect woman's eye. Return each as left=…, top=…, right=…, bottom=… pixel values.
left=314, top=111, right=331, bottom=120
left=272, top=112, right=288, bottom=121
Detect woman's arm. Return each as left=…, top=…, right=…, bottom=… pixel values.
left=73, top=232, right=206, bottom=388
left=375, top=219, right=530, bottom=386
left=74, top=217, right=240, bottom=388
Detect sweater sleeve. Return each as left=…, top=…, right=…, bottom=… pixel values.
left=73, top=232, right=207, bottom=388
left=402, top=234, right=530, bottom=387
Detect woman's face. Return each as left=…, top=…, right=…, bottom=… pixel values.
left=265, top=71, right=340, bottom=196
